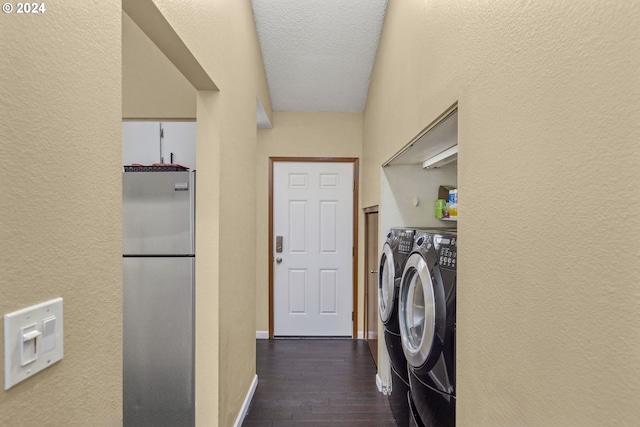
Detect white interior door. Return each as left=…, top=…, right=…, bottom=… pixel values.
left=273, top=161, right=354, bottom=336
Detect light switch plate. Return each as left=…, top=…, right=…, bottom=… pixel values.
left=4, top=298, right=64, bottom=390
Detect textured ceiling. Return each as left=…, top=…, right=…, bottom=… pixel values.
left=252, top=0, right=388, bottom=113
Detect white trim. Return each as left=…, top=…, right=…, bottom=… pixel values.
left=233, top=374, right=258, bottom=427
left=376, top=374, right=384, bottom=393
left=357, top=331, right=364, bottom=340
left=256, top=331, right=269, bottom=339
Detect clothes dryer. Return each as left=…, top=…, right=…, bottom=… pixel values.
left=379, top=228, right=416, bottom=380
left=379, top=228, right=415, bottom=337
left=379, top=228, right=416, bottom=426
left=408, top=391, right=426, bottom=427
left=399, top=230, right=457, bottom=427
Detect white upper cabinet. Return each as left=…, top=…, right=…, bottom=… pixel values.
left=161, top=122, right=196, bottom=169
left=122, top=121, right=196, bottom=170
left=122, top=121, right=162, bottom=166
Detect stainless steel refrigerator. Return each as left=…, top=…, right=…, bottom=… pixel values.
left=123, top=171, right=195, bottom=427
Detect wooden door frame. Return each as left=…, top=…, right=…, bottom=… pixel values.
left=269, top=157, right=359, bottom=338
left=363, top=205, right=379, bottom=346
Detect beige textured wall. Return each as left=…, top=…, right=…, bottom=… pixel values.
left=122, top=11, right=196, bottom=119
left=195, top=90, right=222, bottom=424
left=256, top=112, right=364, bottom=335
left=151, top=1, right=264, bottom=425
left=0, top=2, right=122, bottom=426
left=255, top=41, right=273, bottom=127
left=365, top=1, right=640, bottom=426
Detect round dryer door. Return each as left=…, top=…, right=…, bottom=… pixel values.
left=378, top=243, right=396, bottom=323
left=399, top=252, right=436, bottom=368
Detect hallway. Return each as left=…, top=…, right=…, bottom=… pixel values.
left=242, top=339, right=397, bottom=426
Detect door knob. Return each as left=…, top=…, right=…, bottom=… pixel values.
left=370, top=270, right=378, bottom=274
left=276, top=257, right=283, bottom=264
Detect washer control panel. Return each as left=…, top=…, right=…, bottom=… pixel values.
left=435, top=235, right=457, bottom=270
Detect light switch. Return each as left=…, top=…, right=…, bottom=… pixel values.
left=4, top=298, right=64, bottom=390
left=20, top=324, right=41, bottom=366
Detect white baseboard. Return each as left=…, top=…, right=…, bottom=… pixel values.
left=233, top=374, right=258, bottom=427
left=376, top=373, right=384, bottom=393
left=357, top=331, right=364, bottom=340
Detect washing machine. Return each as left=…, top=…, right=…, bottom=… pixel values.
left=379, top=228, right=416, bottom=426
left=379, top=228, right=416, bottom=372
left=399, top=230, right=457, bottom=427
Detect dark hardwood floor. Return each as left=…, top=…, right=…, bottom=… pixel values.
left=242, top=339, right=397, bottom=427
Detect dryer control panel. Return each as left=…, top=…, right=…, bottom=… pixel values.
left=436, top=235, right=457, bottom=270
left=398, top=230, right=415, bottom=253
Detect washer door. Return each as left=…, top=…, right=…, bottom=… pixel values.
left=399, top=252, right=437, bottom=368
left=378, top=243, right=396, bottom=323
